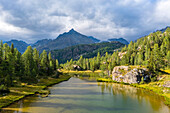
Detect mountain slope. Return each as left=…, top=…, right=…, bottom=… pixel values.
left=5, top=40, right=29, bottom=53
left=87, top=36, right=100, bottom=43
left=31, top=39, right=52, bottom=48
left=51, top=41, right=125, bottom=63
left=108, top=38, right=129, bottom=45
left=33, top=29, right=100, bottom=52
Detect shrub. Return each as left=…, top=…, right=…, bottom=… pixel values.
left=0, top=85, right=9, bottom=93
left=150, top=76, right=157, bottom=82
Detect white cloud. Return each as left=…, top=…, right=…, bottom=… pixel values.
left=0, top=5, right=34, bottom=39
left=0, top=20, right=33, bottom=35
left=154, top=0, right=170, bottom=23
left=0, top=0, right=169, bottom=43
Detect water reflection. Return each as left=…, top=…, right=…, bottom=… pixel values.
left=97, top=82, right=169, bottom=112
left=1, top=77, right=170, bottom=113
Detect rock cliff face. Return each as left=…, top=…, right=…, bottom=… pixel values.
left=112, top=66, right=151, bottom=84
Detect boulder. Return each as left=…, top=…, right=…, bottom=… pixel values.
left=113, top=66, right=129, bottom=73
left=112, top=66, right=151, bottom=84
left=73, top=65, right=82, bottom=71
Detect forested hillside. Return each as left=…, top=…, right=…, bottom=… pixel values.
left=0, top=41, right=59, bottom=93
left=51, top=41, right=124, bottom=63
left=62, top=27, right=170, bottom=73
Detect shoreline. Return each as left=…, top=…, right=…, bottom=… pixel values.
left=0, top=75, right=71, bottom=110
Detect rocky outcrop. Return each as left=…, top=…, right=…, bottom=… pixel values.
left=73, top=65, right=82, bottom=71
left=112, top=66, right=151, bottom=84
left=113, top=66, right=129, bottom=72
left=163, top=81, right=170, bottom=88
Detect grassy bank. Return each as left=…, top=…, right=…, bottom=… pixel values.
left=60, top=69, right=104, bottom=81
left=0, top=75, right=71, bottom=109
left=130, top=72, right=170, bottom=107
left=60, top=69, right=102, bottom=75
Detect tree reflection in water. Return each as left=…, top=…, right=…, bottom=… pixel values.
left=97, top=82, right=165, bottom=111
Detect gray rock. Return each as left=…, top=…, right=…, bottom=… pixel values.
left=163, top=81, right=170, bottom=88
left=73, top=65, right=82, bottom=71
left=112, top=66, right=151, bottom=84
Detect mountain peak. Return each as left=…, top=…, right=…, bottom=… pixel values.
left=68, top=28, right=77, bottom=33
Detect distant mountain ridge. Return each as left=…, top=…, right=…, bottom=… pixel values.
left=5, top=40, right=30, bottom=54
left=108, top=38, right=129, bottom=45
left=32, top=29, right=101, bottom=52
left=4, top=27, right=169, bottom=54
left=157, top=26, right=170, bottom=33
left=3, top=29, right=101, bottom=53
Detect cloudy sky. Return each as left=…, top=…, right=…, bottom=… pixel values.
left=0, top=0, right=170, bottom=43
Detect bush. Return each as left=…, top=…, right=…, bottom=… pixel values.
left=51, top=71, right=62, bottom=78
left=140, top=77, right=145, bottom=84
left=20, top=76, right=38, bottom=84
left=150, top=76, right=157, bottom=82
left=0, top=85, right=9, bottom=93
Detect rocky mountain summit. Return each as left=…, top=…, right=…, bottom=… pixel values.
left=33, top=28, right=100, bottom=52
left=112, top=66, right=151, bottom=84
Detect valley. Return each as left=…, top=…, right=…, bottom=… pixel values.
left=0, top=27, right=170, bottom=112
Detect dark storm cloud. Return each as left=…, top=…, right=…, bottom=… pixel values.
left=0, top=0, right=169, bottom=43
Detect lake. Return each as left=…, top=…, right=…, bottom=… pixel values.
left=1, top=77, right=170, bottom=113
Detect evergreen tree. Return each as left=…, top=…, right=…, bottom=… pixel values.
left=144, top=47, right=150, bottom=65
left=130, top=55, right=134, bottom=65
left=152, top=44, right=163, bottom=71
left=86, top=59, right=90, bottom=70
left=33, top=48, right=39, bottom=76
left=83, top=58, right=86, bottom=70
left=78, top=56, right=83, bottom=68
left=149, top=51, right=154, bottom=71
left=166, top=51, right=170, bottom=68
left=15, top=51, right=23, bottom=77
left=108, top=63, right=112, bottom=75
left=96, top=52, right=101, bottom=69
left=138, top=52, right=143, bottom=65
left=48, top=52, right=54, bottom=74
left=56, top=59, right=59, bottom=69
left=40, top=50, right=49, bottom=75
left=90, top=59, right=95, bottom=72
left=11, top=43, right=14, bottom=54
left=22, top=46, right=35, bottom=77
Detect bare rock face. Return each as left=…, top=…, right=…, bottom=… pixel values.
left=113, top=66, right=129, bottom=72
left=112, top=66, right=129, bottom=82
left=163, top=81, right=170, bottom=88
left=73, top=65, right=82, bottom=71
left=112, top=66, right=151, bottom=84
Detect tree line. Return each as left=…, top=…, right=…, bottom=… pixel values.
left=62, top=27, right=170, bottom=74
left=0, top=42, right=59, bottom=92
